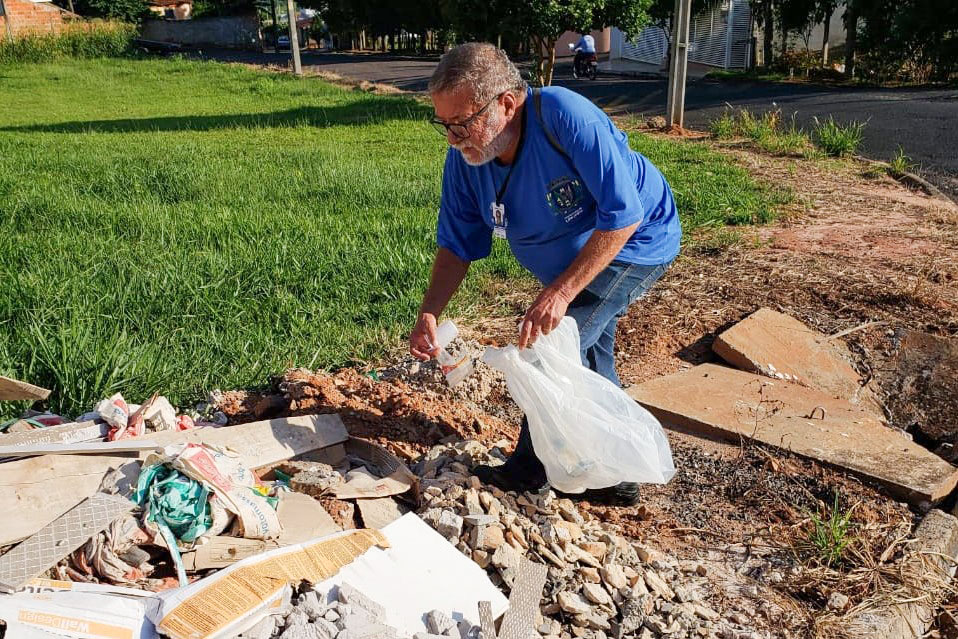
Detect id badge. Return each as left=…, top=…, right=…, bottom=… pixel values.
left=493, top=226, right=507, bottom=239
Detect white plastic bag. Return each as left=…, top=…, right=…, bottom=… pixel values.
left=482, top=317, right=675, bottom=493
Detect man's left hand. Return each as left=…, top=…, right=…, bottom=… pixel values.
left=519, top=285, right=573, bottom=349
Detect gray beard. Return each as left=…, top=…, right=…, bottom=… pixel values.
left=456, top=117, right=516, bottom=167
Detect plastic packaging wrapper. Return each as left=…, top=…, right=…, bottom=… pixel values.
left=482, top=316, right=676, bottom=493
left=72, top=515, right=155, bottom=586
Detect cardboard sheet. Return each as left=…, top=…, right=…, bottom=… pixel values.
left=152, top=529, right=388, bottom=639
left=314, top=514, right=509, bottom=636
left=334, top=437, right=418, bottom=500
left=0, top=375, right=51, bottom=401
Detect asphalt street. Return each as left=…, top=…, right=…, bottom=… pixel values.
left=200, top=50, right=958, bottom=198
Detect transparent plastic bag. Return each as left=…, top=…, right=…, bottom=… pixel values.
left=482, top=317, right=675, bottom=493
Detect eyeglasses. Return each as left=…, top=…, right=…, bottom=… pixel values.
left=430, top=92, right=504, bottom=140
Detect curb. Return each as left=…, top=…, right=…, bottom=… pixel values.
left=843, top=508, right=958, bottom=639
left=853, top=154, right=958, bottom=207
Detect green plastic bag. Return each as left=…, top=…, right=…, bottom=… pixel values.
left=133, top=463, right=213, bottom=585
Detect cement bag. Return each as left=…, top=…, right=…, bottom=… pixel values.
left=482, top=317, right=675, bottom=493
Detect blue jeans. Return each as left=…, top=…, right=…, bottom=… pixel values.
left=565, top=260, right=671, bottom=387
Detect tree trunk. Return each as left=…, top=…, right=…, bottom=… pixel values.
left=544, top=39, right=557, bottom=86
left=762, top=1, right=774, bottom=67
left=780, top=25, right=788, bottom=61
left=844, top=4, right=857, bottom=78
left=821, top=14, right=830, bottom=66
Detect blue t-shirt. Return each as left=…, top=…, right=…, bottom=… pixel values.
left=575, top=35, right=596, bottom=53
left=436, top=86, right=681, bottom=286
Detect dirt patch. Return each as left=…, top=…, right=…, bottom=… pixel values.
left=218, top=366, right=519, bottom=461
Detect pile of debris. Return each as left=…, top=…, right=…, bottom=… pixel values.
left=411, top=440, right=762, bottom=639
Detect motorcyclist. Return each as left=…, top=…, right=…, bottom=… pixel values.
left=572, top=33, right=596, bottom=78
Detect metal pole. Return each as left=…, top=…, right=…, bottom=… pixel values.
left=666, top=0, right=692, bottom=129
left=0, top=0, right=14, bottom=42
left=285, top=0, right=302, bottom=76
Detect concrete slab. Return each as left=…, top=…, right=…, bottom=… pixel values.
left=628, top=364, right=958, bottom=504
left=713, top=308, right=882, bottom=415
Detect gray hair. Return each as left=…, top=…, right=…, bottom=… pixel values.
left=428, top=42, right=527, bottom=105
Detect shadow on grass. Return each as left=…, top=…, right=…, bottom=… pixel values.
left=0, top=100, right=432, bottom=134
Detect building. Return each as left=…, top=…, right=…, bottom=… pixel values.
left=611, top=0, right=753, bottom=70
left=0, top=0, right=66, bottom=35
left=149, top=0, right=192, bottom=21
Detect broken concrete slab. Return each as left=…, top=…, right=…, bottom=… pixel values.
left=0, top=375, right=51, bottom=401
left=628, top=364, right=958, bottom=504
left=356, top=498, right=407, bottom=530
left=878, top=331, right=958, bottom=450
left=712, top=308, right=881, bottom=414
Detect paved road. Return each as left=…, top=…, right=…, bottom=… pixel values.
left=200, top=50, right=958, bottom=198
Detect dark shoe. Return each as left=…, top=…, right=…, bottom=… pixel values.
left=557, top=482, right=640, bottom=507
left=473, top=463, right=546, bottom=494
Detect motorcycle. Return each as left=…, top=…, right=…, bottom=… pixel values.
left=569, top=43, right=598, bottom=80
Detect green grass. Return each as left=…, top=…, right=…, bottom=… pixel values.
left=888, top=145, right=914, bottom=175
left=813, top=116, right=866, bottom=157
left=0, top=58, right=786, bottom=417
left=806, top=492, right=856, bottom=567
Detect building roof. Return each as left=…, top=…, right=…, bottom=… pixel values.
left=150, top=0, right=192, bottom=6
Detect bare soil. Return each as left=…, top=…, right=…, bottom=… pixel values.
left=217, top=144, right=958, bottom=638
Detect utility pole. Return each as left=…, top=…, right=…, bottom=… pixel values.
left=665, top=0, right=692, bottom=129
left=286, top=0, right=302, bottom=76
left=0, top=0, right=14, bottom=42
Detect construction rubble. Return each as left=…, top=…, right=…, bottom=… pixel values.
left=1, top=307, right=956, bottom=639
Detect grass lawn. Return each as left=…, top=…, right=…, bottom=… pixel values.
left=0, top=57, right=787, bottom=417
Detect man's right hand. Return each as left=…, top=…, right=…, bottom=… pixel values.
left=410, top=312, right=440, bottom=361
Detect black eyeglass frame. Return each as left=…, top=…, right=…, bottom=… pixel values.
left=430, top=92, right=506, bottom=140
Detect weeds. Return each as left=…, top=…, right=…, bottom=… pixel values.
left=0, top=21, right=137, bottom=63
left=709, top=107, right=813, bottom=157
left=806, top=492, right=857, bottom=567
left=709, top=110, right=736, bottom=139
left=888, top=145, right=914, bottom=175
left=813, top=116, right=866, bottom=157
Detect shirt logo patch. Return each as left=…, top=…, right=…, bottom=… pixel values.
left=545, top=176, right=585, bottom=223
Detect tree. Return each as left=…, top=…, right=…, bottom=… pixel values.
left=504, top=0, right=652, bottom=86
left=814, top=0, right=840, bottom=66
left=64, top=0, right=149, bottom=22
